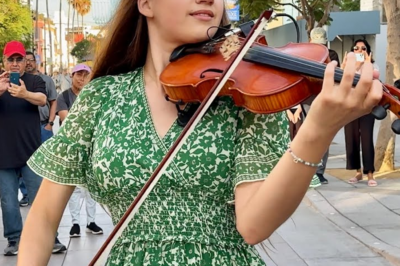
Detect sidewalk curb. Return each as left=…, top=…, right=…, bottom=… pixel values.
left=304, top=189, right=400, bottom=266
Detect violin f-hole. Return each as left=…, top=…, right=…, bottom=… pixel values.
left=200, top=69, right=224, bottom=78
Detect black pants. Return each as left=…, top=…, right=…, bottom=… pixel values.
left=344, top=114, right=375, bottom=174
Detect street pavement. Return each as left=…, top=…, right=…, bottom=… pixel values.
left=1, top=120, right=400, bottom=265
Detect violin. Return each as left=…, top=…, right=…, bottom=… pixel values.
left=160, top=25, right=400, bottom=122
left=161, top=39, right=329, bottom=114
left=89, top=10, right=400, bottom=265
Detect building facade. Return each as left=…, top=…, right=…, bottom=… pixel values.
left=263, top=0, right=388, bottom=81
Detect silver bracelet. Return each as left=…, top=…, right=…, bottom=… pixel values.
left=287, top=146, right=323, bottom=168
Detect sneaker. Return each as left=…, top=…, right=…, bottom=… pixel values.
left=69, top=224, right=81, bottom=238
left=4, top=241, right=18, bottom=256
left=52, top=237, right=67, bottom=253
left=19, top=195, right=29, bottom=207
left=309, top=174, right=321, bottom=188
left=86, top=222, right=103, bottom=235
left=317, top=173, right=329, bottom=184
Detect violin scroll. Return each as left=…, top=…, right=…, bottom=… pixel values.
left=374, top=84, right=400, bottom=135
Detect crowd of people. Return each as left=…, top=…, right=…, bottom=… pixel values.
left=0, top=41, right=103, bottom=256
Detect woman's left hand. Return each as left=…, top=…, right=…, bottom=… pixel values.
left=305, top=52, right=382, bottom=137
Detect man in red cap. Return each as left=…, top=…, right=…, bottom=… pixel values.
left=0, top=40, right=65, bottom=255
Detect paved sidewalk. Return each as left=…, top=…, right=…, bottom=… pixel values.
left=259, top=201, right=393, bottom=266
left=1, top=185, right=395, bottom=266
left=305, top=174, right=400, bottom=266
left=0, top=198, right=115, bottom=266
left=1, top=121, right=398, bottom=265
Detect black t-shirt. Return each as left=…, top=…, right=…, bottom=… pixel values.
left=0, top=73, right=46, bottom=169
left=329, top=49, right=341, bottom=68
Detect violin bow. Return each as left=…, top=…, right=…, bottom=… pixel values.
left=89, top=10, right=276, bottom=266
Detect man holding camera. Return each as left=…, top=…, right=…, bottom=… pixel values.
left=0, top=41, right=65, bottom=256
left=15, top=51, right=59, bottom=207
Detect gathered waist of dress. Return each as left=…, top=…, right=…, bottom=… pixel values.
left=108, top=189, right=245, bottom=247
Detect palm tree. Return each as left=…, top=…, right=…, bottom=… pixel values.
left=64, top=0, right=78, bottom=67
left=35, top=0, right=39, bottom=55
left=71, top=1, right=77, bottom=64
left=67, top=0, right=72, bottom=68
left=59, top=0, right=62, bottom=71
left=66, top=0, right=92, bottom=67
left=72, top=0, right=91, bottom=38
left=46, top=0, right=53, bottom=75
left=79, top=0, right=91, bottom=38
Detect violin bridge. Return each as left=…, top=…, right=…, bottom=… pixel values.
left=219, top=35, right=241, bottom=61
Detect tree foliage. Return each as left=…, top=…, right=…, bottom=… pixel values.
left=70, top=39, right=92, bottom=63
left=0, top=0, right=32, bottom=55
left=74, top=0, right=92, bottom=17
left=339, top=0, right=360, bottom=11
left=236, top=0, right=349, bottom=37
left=235, top=0, right=276, bottom=22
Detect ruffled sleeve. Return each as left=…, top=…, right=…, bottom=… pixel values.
left=27, top=78, right=105, bottom=186
left=232, top=110, right=290, bottom=192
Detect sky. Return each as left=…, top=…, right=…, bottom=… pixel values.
left=31, top=0, right=100, bottom=25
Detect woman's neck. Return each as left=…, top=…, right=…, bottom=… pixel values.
left=143, top=30, right=178, bottom=93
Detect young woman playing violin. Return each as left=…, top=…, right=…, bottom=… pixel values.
left=18, top=0, right=382, bottom=265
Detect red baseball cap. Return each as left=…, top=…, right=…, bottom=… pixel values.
left=3, top=41, right=26, bottom=57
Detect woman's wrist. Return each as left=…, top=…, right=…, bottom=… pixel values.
left=290, top=119, right=337, bottom=162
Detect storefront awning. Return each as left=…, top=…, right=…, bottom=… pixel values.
left=327, top=11, right=381, bottom=41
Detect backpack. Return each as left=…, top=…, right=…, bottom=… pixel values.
left=62, top=89, right=72, bottom=111
left=59, top=89, right=72, bottom=126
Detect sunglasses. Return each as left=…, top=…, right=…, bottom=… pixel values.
left=353, top=46, right=367, bottom=51
left=6, top=57, right=24, bottom=63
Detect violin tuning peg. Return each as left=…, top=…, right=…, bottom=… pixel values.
left=392, top=119, right=400, bottom=135
left=371, top=104, right=389, bottom=120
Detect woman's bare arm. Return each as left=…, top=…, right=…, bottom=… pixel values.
left=58, top=110, right=68, bottom=123
left=235, top=57, right=382, bottom=245
left=235, top=121, right=332, bottom=245
left=17, top=179, right=75, bottom=266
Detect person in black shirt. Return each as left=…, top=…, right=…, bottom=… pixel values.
left=0, top=41, right=65, bottom=256
left=16, top=51, right=59, bottom=207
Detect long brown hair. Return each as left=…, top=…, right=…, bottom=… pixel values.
left=91, top=0, right=230, bottom=80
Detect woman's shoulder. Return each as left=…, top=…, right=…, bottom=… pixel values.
left=81, top=68, right=143, bottom=100
left=89, top=68, right=143, bottom=90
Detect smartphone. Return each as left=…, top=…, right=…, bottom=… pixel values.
left=9, top=72, right=20, bottom=85
left=355, top=53, right=365, bottom=62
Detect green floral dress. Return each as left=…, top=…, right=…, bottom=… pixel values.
left=28, top=68, right=290, bottom=265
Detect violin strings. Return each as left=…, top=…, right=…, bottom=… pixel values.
left=247, top=46, right=343, bottom=78
left=245, top=46, right=358, bottom=86
left=245, top=47, right=399, bottom=102
left=254, top=47, right=397, bottom=100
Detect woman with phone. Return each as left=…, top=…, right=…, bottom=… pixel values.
left=343, top=39, right=378, bottom=187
